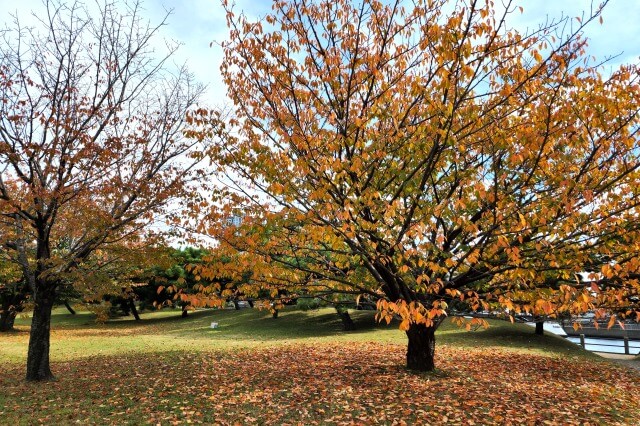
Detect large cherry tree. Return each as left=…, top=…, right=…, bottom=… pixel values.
left=197, top=0, right=640, bottom=371
left=0, top=0, right=207, bottom=381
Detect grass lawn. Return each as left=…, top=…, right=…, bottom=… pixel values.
left=1, top=306, right=638, bottom=424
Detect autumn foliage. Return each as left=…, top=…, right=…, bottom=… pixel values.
left=192, top=0, right=640, bottom=370
left=0, top=0, right=206, bottom=380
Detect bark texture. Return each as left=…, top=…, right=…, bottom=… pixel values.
left=26, top=288, right=56, bottom=381
left=405, top=323, right=436, bottom=371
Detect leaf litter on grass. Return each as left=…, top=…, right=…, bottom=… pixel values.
left=1, top=342, right=638, bottom=425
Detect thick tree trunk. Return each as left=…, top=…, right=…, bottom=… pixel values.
left=535, top=320, right=544, bottom=336
left=272, top=309, right=279, bottom=319
left=233, top=300, right=240, bottom=310
left=0, top=309, right=18, bottom=331
left=64, top=301, right=76, bottom=315
left=181, top=308, right=188, bottom=318
left=405, top=323, right=437, bottom=371
left=129, top=300, right=140, bottom=321
left=336, top=308, right=355, bottom=331
left=247, top=300, right=254, bottom=308
left=26, top=289, right=56, bottom=381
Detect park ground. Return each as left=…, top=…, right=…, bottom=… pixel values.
left=1, top=307, right=639, bottom=425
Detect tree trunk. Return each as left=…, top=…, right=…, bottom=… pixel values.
left=233, top=300, right=240, bottom=310
left=336, top=307, right=355, bottom=331
left=0, top=283, right=27, bottom=332
left=64, top=301, right=76, bottom=315
left=181, top=308, right=188, bottom=318
left=0, top=309, right=18, bottom=331
left=26, top=289, right=56, bottom=381
left=272, top=309, right=278, bottom=319
left=247, top=300, right=254, bottom=308
left=129, top=299, right=140, bottom=321
left=405, top=323, right=437, bottom=371
left=535, top=320, right=544, bottom=336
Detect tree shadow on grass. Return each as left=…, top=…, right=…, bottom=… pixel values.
left=32, top=306, right=395, bottom=341
left=436, top=320, right=597, bottom=359
left=180, top=308, right=395, bottom=340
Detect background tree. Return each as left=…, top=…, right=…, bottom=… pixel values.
left=0, top=251, right=27, bottom=331
left=184, top=249, right=265, bottom=311
left=0, top=0, right=206, bottom=381
left=196, top=0, right=640, bottom=371
left=55, top=284, right=82, bottom=315
left=65, top=241, right=170, bottom=321
left=135, top=246, right=208, bottom=317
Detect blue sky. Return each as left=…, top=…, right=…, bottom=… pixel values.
left=1, top=0, right=639, bottom=108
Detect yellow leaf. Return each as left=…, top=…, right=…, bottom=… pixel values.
left=399, top=319, right=410, bottom=331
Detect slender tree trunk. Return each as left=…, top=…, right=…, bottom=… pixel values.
left=247, top=300, right=254, bottom=308
left=26, top=288, right=56, bottom=381
left=129, top=300, right=140, bottom=321
left=233, top=300, right=240, bottom=310
left=405, top=323, right=437, bottom=371
left=181, top=307, right=188, bottom=318
left=272, top=309, right=278, bottom=319
left=64, top=301, right=76, bottom=315
left=535, top=320, right=544, bottom=335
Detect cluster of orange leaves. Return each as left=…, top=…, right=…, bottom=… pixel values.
left=1, top=342, right=637, bottom=425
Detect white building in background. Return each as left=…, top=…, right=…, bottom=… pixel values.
left=226, top=215, right=243, bottom=228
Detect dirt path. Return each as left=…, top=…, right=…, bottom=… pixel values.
left=595, top=352, right=640, bottom=372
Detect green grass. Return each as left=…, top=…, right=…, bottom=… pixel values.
left=3, top=305, right=597, bottom=364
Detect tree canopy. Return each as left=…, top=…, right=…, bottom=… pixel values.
left=194, top=0, right=640, bottom=370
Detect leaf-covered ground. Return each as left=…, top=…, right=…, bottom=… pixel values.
left=1, top=342, right=638, bottom=425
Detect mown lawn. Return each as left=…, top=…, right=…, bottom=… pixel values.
left=1, top=307, right=639, bottom=424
